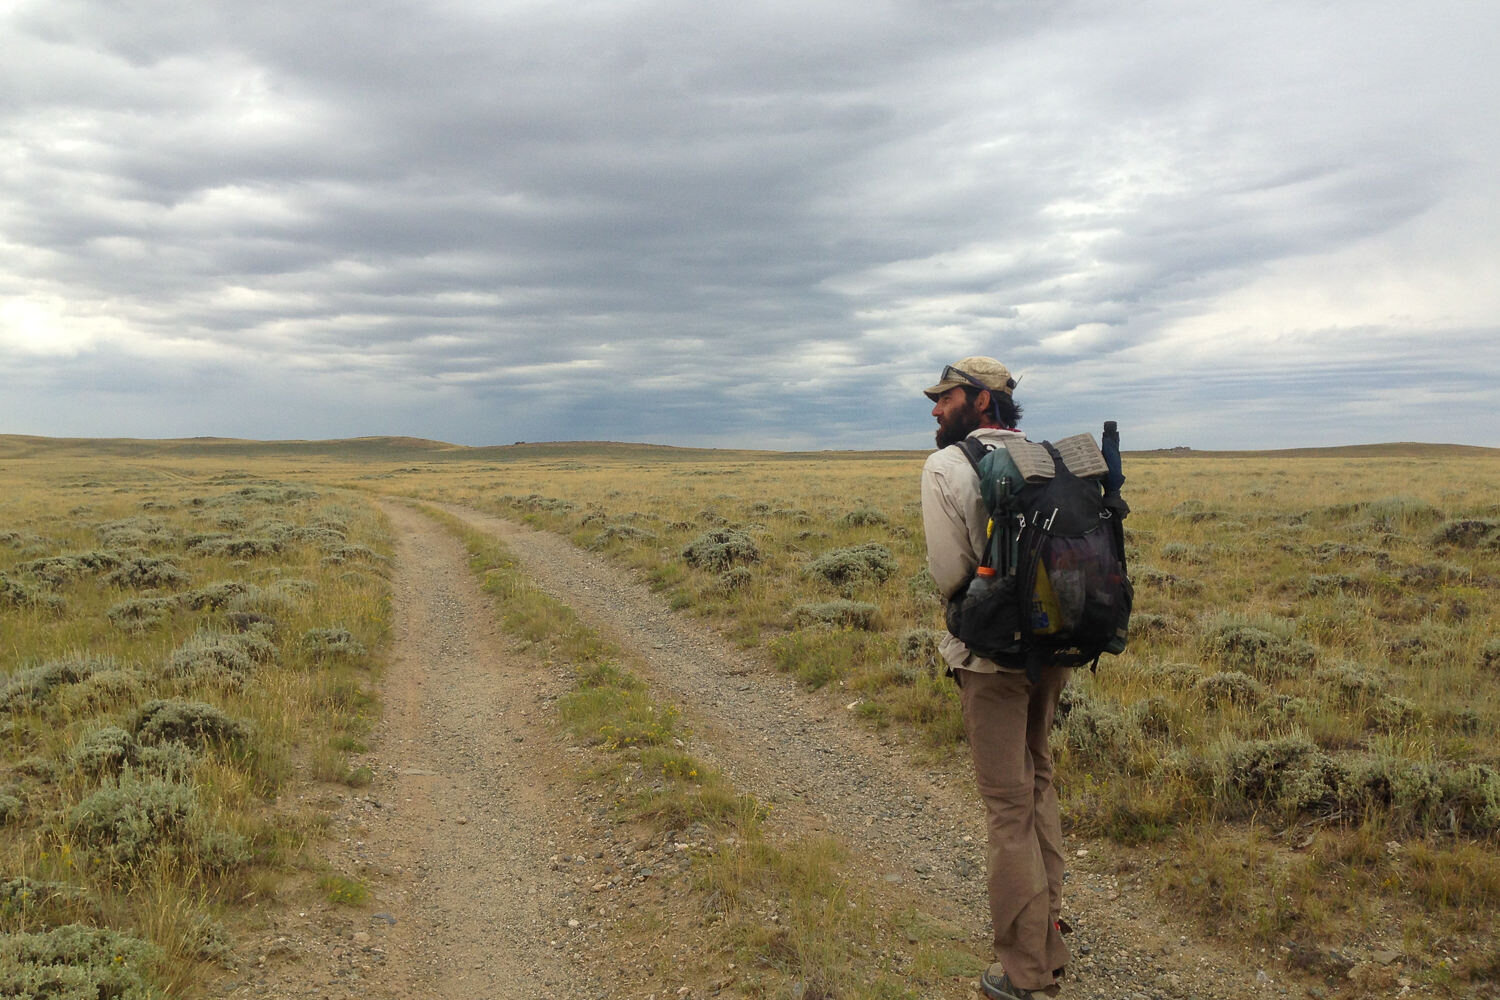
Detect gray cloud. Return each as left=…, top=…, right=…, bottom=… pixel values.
left=2, top=0, right=1496, bottom=450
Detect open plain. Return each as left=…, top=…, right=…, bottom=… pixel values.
left=2, top=434, right=1499, bottom=998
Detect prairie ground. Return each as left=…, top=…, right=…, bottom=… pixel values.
left=2, top=434, right=1498, bottom=997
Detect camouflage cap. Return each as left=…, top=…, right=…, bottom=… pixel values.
left=923, top=357, right=1016, bottom=401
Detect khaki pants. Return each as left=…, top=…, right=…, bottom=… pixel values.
left=958, top=667, right=1071, bottom=991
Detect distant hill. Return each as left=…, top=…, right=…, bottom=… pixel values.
left=0, top=434, right=460, bottom=461
left=1, top=434, right=1496, bottom=463
left=1136, top=442, right=1500, bottom=459
left=0, top=435, right=789, bottom=464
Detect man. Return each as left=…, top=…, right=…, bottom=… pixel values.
left=919, top=357, right=1070, bottom=1000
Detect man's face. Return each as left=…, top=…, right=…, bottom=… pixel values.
left=932, top=386, right=985, bottom=449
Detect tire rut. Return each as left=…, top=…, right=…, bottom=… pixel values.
left=223, top=501, right=606, bottom=998
left=364, top=500, right=603, bottom=999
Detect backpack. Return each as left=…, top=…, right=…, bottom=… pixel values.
left=945, top=425, right=1132, bottom=680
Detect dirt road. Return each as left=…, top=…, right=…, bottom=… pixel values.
left=223, top=501, right=607, bottom=998
left=224, top=499, right=1297, bottom=999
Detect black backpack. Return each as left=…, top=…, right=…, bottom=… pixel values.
left=945, top=427, right=1132, bottom=679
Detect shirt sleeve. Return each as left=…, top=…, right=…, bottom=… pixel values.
left=921, top=456, right=981, bottom=600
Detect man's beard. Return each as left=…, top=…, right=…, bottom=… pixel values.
left=935, top=402, right=984, bottom=449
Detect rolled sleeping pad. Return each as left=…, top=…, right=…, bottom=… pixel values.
left=1102, top=420, right=1125, bottom=494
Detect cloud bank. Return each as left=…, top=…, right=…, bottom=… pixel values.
left=2, top=0, right=1496, bottom=449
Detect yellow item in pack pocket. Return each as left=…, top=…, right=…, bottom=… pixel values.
left=1030, top=562, right=1063, bottom=635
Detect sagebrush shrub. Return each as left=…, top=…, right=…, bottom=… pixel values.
left=325, top=544, right=382, bottom=565
left=1129, top=696, right=1178, bottom=739
left=1195, top=671, right=1266, bottom=708
left=68, top=727, right=138, bottom=777
left=0, top=923, right=158, bottom=998
left=1199, top=617, right=1316, bottom=679
left=186, top=535, right=283, bottom=558
left=180, top=581, right=255, bottom=610
left=0, top=575, right=65, bottom=614
left=0, top=656, right=115, bottom=713
left=1361, top=496, right=1446, bottom=531
left=0, top=877, right=98, bottom=926
left=131, top=699, right=251, bottom=749
left=717, top=567, right=752, bottom=592
left=1399, top=561, right=1471, bottom=586
left=1302, top=573, right=1364, bottom=596
left=682, top=528, right=760, bottom=571
left=291, top=525, right=347, bottom=549
left=165, top=630, right=274, bottom=689
left=1337, top=754, right=1443, bottom=823
left=906, top=569, right=939, bottom=600
left=67, top=776, right=197, bottom=866
left=61, top=669, right=142, bottom=714
left=0, top=791, right=22, bottom=825
left=1366, top=694, right=1421, bottom=730
left=791, top=600, right=880, bottom=631
left=16, top=551, right=123, bottom=586
left=1216, top=736, right=1339, bottom=816
left=226, top=584, right=296, bottom=617
left=1438, top=764, right=1500, bottom=834
left=104, top=556, right=190, bottom=590
left=839, top=507, right=888, bottom=527
left=1315, top=663, right=1386, bottom=705
left=1432, top=518, right=1500, bottom=548
left=1057, top=688, right=1129, bottom=765
left=300, top=628, right=367, bottom=661
left=1125, top=612, right=1186, bottom=640
left=95, top=516, right=174, bottom=549
left=135, top=742, right=200, bottom=781
left=105, top=596, right=178, bottom=631
left=1258, top=694, right=1315, bottom=729
left=591, top=524, right=657, bottom=548
left=65, top=721, right=199, bottom=782
left=898, top=629, right=944, bottom=674
left=804, top=543, right=897, bottom=589
left=1134, top=660, right=1201, bottom=691
left=223, top=484, right=318, bottom=504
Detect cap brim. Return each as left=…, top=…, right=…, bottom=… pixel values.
left=923, top=379, right=963, bottom=400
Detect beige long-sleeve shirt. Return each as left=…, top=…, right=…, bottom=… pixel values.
left=920, top=426, right=1025, bottom=674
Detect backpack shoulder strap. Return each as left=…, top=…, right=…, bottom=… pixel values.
left=955, top=436, right=993, bottom=477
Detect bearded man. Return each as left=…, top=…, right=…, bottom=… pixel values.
left=919, top=357, right=1070, bottom=1000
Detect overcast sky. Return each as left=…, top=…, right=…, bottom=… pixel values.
left=2, top=0, right=1495, bottom=451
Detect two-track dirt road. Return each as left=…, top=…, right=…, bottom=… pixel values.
left=222, top=500, right=1300, bottom=999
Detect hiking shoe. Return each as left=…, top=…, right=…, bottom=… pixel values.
left=979, top=965, right=1037, bottom=1000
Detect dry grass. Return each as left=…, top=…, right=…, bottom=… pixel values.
left=362, top=441, right=1500, bottom=993
left=6, top=434, right=1500, bottom=994
left=0, top=450, right=391, bottom=994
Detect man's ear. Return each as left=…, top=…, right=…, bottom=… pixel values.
left=974, top=388, right=991, bottom=413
